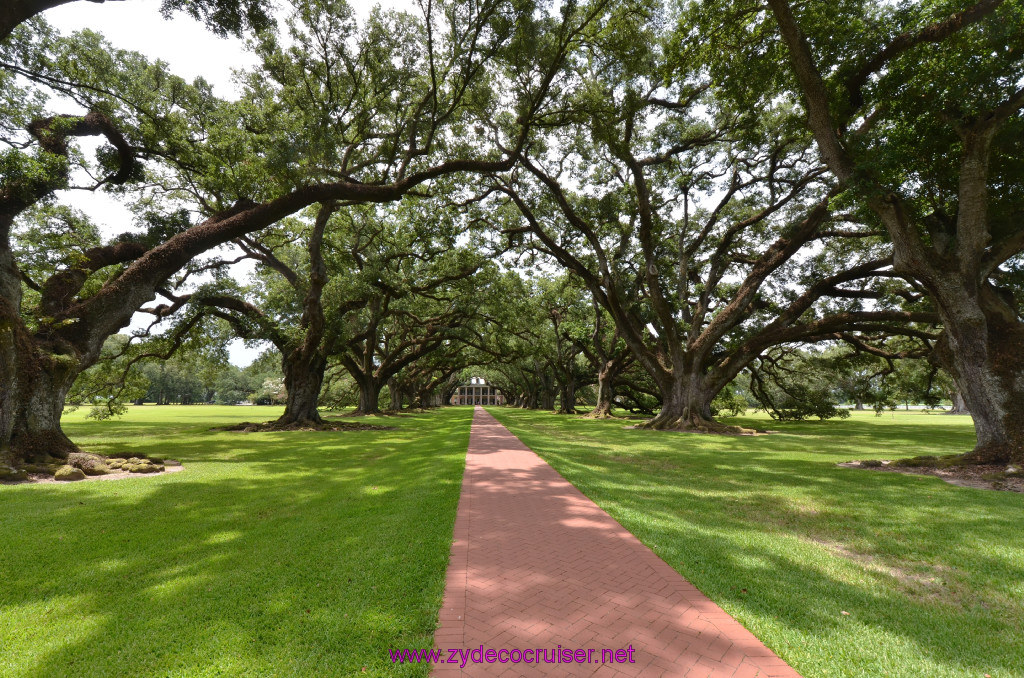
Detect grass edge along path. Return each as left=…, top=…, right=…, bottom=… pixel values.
left=486, top=407, right=1024, bottom=678
left=0, top=405, right=472, bottom=678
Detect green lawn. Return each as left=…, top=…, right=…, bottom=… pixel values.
left=486, top=407, right=1024, bottom=678
left=0, top=405, right=472, bottom=678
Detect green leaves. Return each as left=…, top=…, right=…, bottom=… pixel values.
left=158, top=0, right=277, bottom=37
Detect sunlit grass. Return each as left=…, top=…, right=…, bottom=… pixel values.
left=487, top=407, right=1024, bottom=678
left=0, top=405, right=473, bottom=678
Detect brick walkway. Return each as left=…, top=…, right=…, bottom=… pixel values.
left=432, top=407, right=802, bottom=678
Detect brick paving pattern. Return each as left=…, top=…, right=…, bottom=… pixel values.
left=432, top=407, right=802, bottom=678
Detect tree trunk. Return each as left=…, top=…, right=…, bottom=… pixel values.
left=7, top=346, right=82, bottom=464
left=854, top=397, right=865, bottom=411
left=588, top=389, right=614, bottom=418
left=586, top=359, right=621, bottom=418
left=947, top=390, right=970, bottom=415
left=557, top=377, right=577, bottom=414
left=1, top=245, right=85, bottom=469
left=354, top=378, right=382, bottom=415
left=0, top=256, right=21, bottom=476
left=541, top=390, right=556, bottom=411
left=274, top=351, right=326, bottom=426
left=637, top=373, right=744, bottom=433
left=388, top=378, right=403, bottom=411
left=932, top=286, right=1024, bottom=464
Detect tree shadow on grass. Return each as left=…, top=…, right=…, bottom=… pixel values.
left=0, top=409, right=472, bottom=678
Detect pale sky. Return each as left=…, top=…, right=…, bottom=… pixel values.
left=44, top=0, right=404, bottom=366
left=46, top=0, right=257, bottom=98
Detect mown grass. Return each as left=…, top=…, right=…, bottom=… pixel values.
left=0, top=405, right=472, bottom=678
left=486, top=407, right=1024, bottom=678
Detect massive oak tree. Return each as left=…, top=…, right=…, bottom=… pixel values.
left=490, top=3, right=934, bottom=430
left=0, top=0, right=604, bottom=473
left=746, top=0, right=1024, bottom=462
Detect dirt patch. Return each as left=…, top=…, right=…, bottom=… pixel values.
left=624, top=425, right=776, bottom=436
left=215, top=421, right=394, bottom=432
left=839, top=460, right=1024, bottom=492
left=3, top=464, right=184, bottom=486
left=808, top=538, right=954, bottom=598
left=329, top=410, right=415, bottom=418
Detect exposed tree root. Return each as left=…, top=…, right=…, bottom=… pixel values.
left=961, top=441, right=1022, bottom=466
left=634, top=414, right=761, bottom=435
left=216, top=420, right=393, bottom=432
left=343, top=409, right=386, bottom=417
left=12, top=429, right=80, bottom=464
left=273, top=412, right=324, bottom=428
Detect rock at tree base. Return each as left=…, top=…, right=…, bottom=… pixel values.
left=0, top=464, right=29, bottom=481
left=24, top=463, right=58, bottom=475
left=124, top=458, right=162, bottom=473
left=164, top=460, right=181, bottom=467
left=54, top=465, right=86, bottom=481
left=68, top=452, right=110, bottom=476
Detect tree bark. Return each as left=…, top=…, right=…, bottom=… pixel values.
left=585, top=357, right=625, bottom=418
left=415, top=388, right=437, bottom=409
left=1, top=253, right=22, bottom=475
left=947, top=390, right=970, bottom=414
left=388, top=378, right=404, bottom=411
left=1, top=252, right=90, bottom=467
left=637, top=372, right=745, bottom=433
left=588, top=385, right=614, bottom=418
left=556, top=377, right=577, bottom=414
left=8, top=345, right=82, bottom=463
left=274, top=351, right=326, bottom=426
left=354, top=378, right=382, bottom=415
left=932, top=284, right=1024, bottom=463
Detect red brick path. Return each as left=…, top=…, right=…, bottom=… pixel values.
left=431, top=407, right=802, bottom=678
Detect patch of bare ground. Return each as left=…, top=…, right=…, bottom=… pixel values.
left=215, top=421, right=394, bottom=432
left=809, top=538, right=957, bottom=600
left=839, top=459, right=1024, bottom=492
